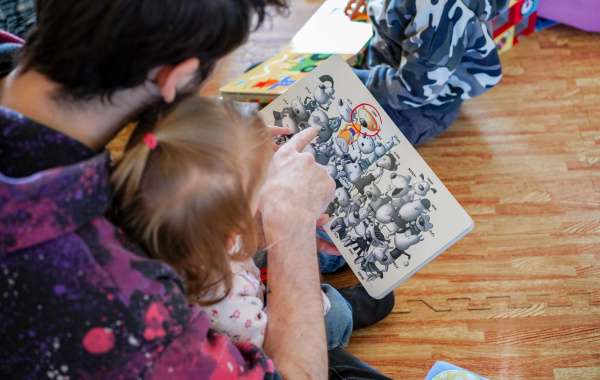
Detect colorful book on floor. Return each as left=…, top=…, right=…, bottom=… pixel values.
left=425, top=361, right=488, bottom=380
left=220, top=0, right=372, bottom=105
left=220, top=50, right=341, bottom=105
left=260, top=56, right=474, bottom=299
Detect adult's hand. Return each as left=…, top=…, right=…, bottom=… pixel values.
left=260, top=127, right=333, bottom=379
left=260, top=127, right=335, bottom=226
left=267, top=125, right=293, bottom=151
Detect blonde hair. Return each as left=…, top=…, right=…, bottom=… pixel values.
left=111, top=97, right=273, bottom=304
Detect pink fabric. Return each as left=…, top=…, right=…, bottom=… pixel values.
left=538, top=0, right=600, bottom=32
left=0, top=30, right=24, bottom=44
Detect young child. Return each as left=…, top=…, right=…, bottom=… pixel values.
left=349, top=0, right=508, bottom=145
left=111, top=97, right=352, bottom=350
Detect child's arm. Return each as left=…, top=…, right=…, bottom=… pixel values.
left=361, top=0, right=502, bottom=110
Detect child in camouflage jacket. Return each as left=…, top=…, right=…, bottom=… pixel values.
left=351, top=0, right=508, bottom=145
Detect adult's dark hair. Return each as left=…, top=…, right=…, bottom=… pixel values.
left=21, top=0, right=288, bottom=101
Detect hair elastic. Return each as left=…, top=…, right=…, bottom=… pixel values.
left=143, top=132, right=158, bottom=150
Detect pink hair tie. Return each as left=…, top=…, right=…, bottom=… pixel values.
left=143, top=133, right=158, bottom=150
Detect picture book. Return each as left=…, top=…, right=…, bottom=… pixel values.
left=220, top=0, right=373, bottom=104
left=260, top=56, right=474, bottom=299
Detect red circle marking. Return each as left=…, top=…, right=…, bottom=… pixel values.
left=350, top=103, right=382, bottom=136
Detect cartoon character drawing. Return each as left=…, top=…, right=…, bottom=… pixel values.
left=373, top=136, right=400, bottom=161
left=354, top=223, right=388, bottom=280
left=332, top=187, right=353, bottom=216
left=395, top=198, right=433, bottom=235
left=313, top=75, right=335, bottom=110
left=354, top=135, right=399, bottom=169
left=344, top=162, right=363, bottom=187
left=338, top=103, right=381, bottom=145
left=399, top=199, right=431, bottom=224
left=353, top=104, right=382, bottom=137
left=362, top=182, right=389, bottom=214
left=338, top=98, right=353, bottom=123
left=389, top=173, right=413, bottom=208
left=272, top=100, right=312, bottom=143
left=290, top=97, right=310, bottom=122
left=355, top=223, right=412, bottom=280
left=331, top=204, right=369, bottom=242
left=409, top=173, right=438, bottom=200
left=309, top=109, right=334, bottom=144
left=393, top=230, right=424, bottom=251
left=311, top=141, right=334, bottom=166
left=356, top=134, right=376, bottom=157
left=376, top=153, right=399, bottom=172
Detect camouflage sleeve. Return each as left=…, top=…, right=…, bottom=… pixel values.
left=0, top=0, right=36, bottom=37
left=364, top=0, right=503, bottom=110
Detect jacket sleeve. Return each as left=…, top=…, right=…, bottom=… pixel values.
left=137, top=259, right=276, bottom=379
left=148, top=305, right=277, bottom=380
left=364, top=0, right=501, bottom=110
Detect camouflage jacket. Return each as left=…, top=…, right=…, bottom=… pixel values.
left=363, top=0, right=508, bottom=109
left=0, top=107, right=277, bottom=379
left=0, top=0, right=35, bottom=37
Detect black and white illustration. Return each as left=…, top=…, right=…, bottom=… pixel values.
left=329, top=162, right=439, bottom=281
left=261, top=56, right=473, bottom=299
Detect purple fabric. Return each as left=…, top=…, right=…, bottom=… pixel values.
left=538, top=0, right=600, bottom=32
left=0, top=107, right=277, bottom=379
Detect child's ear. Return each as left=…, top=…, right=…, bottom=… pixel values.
left=154, top=58, right=200, bottom=103
left=226, top=234, right=243, bottom=255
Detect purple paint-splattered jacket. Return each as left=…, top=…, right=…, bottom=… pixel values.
left=0, top=107, right=278, bottom=379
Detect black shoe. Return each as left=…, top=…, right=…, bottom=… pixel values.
left=328, top=347, right=392, bottom=380
left=338, top=285, right=394, bottom=330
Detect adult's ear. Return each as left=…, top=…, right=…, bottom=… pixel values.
left=154, top=58, right=200, bottom=103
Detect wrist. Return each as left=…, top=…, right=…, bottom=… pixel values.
left=261, top=206, right=317, bottom=252
left=261, top=203, right=315, bottom=229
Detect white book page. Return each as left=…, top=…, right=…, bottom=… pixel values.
left=260, top=56, right=473, bottom=299
left=289, top=0, right=373, bottom=55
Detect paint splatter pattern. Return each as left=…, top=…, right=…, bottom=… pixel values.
left=0, top=107, right=277, bottom=379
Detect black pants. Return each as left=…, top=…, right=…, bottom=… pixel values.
left=328, top=348, right=392, bottom=380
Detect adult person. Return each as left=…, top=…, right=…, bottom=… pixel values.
left=0, top=1, right=392, bottom=378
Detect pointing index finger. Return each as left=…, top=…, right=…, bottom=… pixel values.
left=287, top=127, right=318, bottom=152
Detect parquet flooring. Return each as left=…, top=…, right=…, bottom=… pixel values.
left=115, top=1, right=600, bottom=378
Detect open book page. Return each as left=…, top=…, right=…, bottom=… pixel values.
left=260, top=56, right=473, bottom=299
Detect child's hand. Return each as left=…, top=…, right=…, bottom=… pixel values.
left=344, top=0, right=367, bottom=21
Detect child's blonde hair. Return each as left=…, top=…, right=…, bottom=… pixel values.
left=111, top=97, right=273, bottom=304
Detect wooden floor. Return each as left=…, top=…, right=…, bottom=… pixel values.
left=203, top=3, right=600, bottom=379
